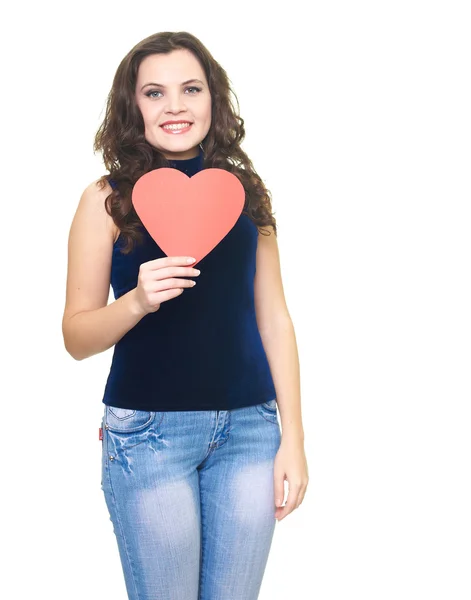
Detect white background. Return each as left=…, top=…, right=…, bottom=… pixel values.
left=2, top=0, right=470, bottom=598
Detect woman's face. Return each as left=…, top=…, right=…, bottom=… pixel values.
left=135, top=49, right=212, bottom=160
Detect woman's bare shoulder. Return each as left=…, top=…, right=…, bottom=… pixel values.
left=80, top=176, right=120, bottom=244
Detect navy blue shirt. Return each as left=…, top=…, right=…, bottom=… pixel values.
left=102, top=147, right=276, bottom=411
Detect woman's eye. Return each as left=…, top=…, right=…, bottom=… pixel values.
left=145, top=86, right=201, bottom=99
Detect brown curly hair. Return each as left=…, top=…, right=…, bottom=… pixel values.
left=93, top=31, right=277, bottom=254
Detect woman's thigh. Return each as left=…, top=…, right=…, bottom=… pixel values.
left=197, top=399, right=282, bottom=600
left=101, top=405, right=211, bottom=600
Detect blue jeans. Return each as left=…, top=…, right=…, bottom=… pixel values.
left=101, top=399, right=282, bottom=599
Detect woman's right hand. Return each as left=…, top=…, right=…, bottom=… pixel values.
left=132, top=256, right=200, bottom=316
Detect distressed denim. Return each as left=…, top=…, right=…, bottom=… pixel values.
left=101, top=399, right=282, bottom=599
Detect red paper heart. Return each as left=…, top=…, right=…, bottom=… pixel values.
left=132, top=168, right=245, bottom=265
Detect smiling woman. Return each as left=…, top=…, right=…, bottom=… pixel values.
left=64, top=29, right=307, bottom=600
left=135, top=51, right=212, bottom=159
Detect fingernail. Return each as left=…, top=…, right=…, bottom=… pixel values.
left=276, top=499, right=282, bottom=506
left=186, top=257, right=196, bottom=263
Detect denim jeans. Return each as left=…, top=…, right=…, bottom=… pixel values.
left=101, top=399, right=282, bottom=600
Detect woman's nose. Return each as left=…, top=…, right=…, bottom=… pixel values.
left=165, top=93, right=187, bottom=113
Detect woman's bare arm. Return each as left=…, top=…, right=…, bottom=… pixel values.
left=62, top=179, right=146, bottom=361
left=253, top=226, right=304, bottom=441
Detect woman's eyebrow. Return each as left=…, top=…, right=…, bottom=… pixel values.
left=141, top=78, right=204, bottom=91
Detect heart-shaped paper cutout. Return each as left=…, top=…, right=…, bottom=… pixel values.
left=132, top=168, right=245, bottom=265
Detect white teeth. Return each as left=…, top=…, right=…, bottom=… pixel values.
left=162, top=122, right=192, bottom=130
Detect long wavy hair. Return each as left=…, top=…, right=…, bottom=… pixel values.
left=93, top=31, right=277, bottom=254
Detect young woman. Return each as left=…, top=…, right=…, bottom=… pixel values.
left=62, top=31, right=308, bottom=600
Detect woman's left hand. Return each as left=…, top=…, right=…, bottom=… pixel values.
left=273, top=435, right=309, bottom=521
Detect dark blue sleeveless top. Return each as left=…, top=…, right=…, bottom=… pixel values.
left=101, top=147, right=276, bottom=411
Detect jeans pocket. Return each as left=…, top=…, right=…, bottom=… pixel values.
left=103, top=405, right=165, bottom=454
left=255, top=398, right=278, bottom=424
left=106, top=406, right=157, bottom=433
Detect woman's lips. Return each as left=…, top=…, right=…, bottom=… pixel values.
left=161, top=123, right=193, bottom=134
